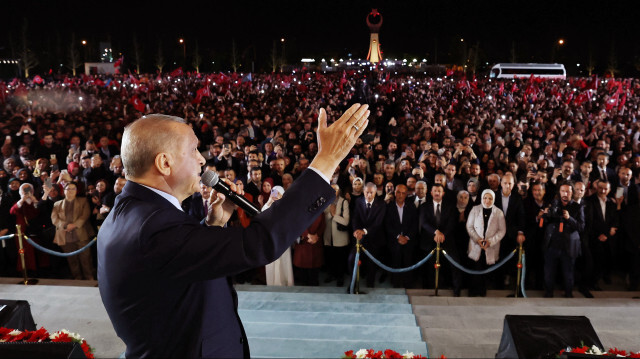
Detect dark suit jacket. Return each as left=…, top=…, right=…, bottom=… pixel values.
left=98, top=170, right=334, bottom=358
left=494, top=192, right=526, bottom=254
left=418, top=200, right=456, bottom=255
left=187, top=192, right=208, bottom=222
left=351, top=197, right=386, bottom=249
left=585, top=194, right=619, bottom=243
left=384, top=201, right=419, bottom=257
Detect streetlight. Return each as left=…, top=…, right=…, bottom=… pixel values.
left=81, top=40, right=88, bottom=62
left=179, top=38, right=186, bottom=66
left=280, top=38, right=286, bottom=71
left=558, top=39, right=565, bottom=45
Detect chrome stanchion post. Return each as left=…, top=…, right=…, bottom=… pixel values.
left=434, top=241, right=441, bottom=296
left=515, top=244, right=524, bottom=298
left=16, top=225, right=38, bottom=285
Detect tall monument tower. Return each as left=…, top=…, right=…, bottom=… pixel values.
left=366, top=9, right=383, bottom=64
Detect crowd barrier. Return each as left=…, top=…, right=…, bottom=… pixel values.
left=3, top=225, right=97, bottom=285
left=349, top=238, right=527, bottom=297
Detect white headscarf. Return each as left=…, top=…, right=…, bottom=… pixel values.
left=481, top=189, right=495, bottom=209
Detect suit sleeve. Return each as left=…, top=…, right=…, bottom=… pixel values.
left=139, top=170, right=335, bottom=282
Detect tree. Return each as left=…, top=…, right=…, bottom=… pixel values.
left=19, top=18, right=38, bottom=78
left=231, top=39, right=239, bottom=72
left=587, top=45, right=596, bottom=76
left=132, top=34, right=143, bottom=74
left=155, top=40, right=165, bottom=73
left=606, top=41, right=618, bottom=77
left=192, top=40, right=202, bottom=74
left=67, top=33, right=82, bottom=76
left=269, top=40, right=279, bottom=73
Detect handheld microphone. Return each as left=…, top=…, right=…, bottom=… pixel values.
left=201, top=170, right=261, bottom=217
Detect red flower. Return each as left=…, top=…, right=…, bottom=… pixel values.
left=571, top=346, right=588, bottom=354
left=51, top=332, right=73, bottom=343
left=439, top=355, right=447, bottom=359
left=344, top=350, right=356, bottom=359
left=609, top=347, right=628, bottom=356
left=0, top=327, right=12, bottom=336
left=369, top=350, right=383, bottom=359
left=25, top=327, right=49, bottom=342
left=413, top=355, right=427, bottom=359
left=629, top=352, right=640, bottom=358
left=7, top=331, right=28, bottom=342
left=81, top=340, right=95, bottom=359
left=384, top=349, right=402, bottom=359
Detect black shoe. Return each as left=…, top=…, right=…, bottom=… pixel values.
left=324, top=275, right=335, bottom=284
left=564, top=292, right=574, bottom=298
left=603, top=276, right=612, bottom=285
left=544, top=291, right=554, bottom=298
left=592, top=284, right=603, bottom=291
left=453, top=290, right=461, bottom=297
left=579, top=288, right=594, bottom=298
left=336, top=279, right=344, bottom=287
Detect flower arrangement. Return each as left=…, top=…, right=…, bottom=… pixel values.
left=343, top=349, right=439, bottom=359
left=0, top=327, right=94, bottom=359
left=559, top=345, right=640, bottom=358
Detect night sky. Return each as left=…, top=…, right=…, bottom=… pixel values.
left=2, top=0, right=640, bottom=75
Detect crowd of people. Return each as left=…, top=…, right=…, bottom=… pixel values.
left=1, top=69, right=639, bottom=297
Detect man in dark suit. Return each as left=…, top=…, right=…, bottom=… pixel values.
left=418, top=183, right=461, bottom=296
left=493, top=172, right=527, bottom=290
left=384, top=184, right=418, bottom=288
left=585, top=180, right=619, bottom=290
left=98, top=105, right=370, bottom=358
left=352, top=182, right=386, bottom=287
left=541, top=182, right=585, bottom=298
left=591, top=152, right=615, bottom=184
left=185, top=183, right=213, bottom=222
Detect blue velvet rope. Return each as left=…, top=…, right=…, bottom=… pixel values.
left=362, top=248, right=435, bottom=273
left=441, top=249, right=517, bottom=275
left=0, top=234, right=15, bottom=242
left=349, top=250, right=360, bottom=294
left=23, top=236, right=97, bottom=257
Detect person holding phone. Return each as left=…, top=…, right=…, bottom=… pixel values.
left=466, top=189, right=506, bottom=297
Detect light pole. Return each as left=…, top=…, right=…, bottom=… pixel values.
left=81, top=40, right=87, bottom=63
left=179, top=38, right=186, bottom=67
left=280, top=38, right=285, bottom=72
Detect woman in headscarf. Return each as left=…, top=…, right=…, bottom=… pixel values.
left=257, top=177, right=274, bottom=209
left=263, top=186, right=294, bottom=286
left=466, top=189, right=506, bottom=297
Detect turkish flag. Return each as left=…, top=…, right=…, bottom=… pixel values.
left=33, top=75, right=44, bottom=85
left=129, top=95, right=145, bottom=112
left=170, top=67, right=183, bottom=77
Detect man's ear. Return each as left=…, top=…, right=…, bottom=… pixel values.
left=155, top=152, right=172, bottom=176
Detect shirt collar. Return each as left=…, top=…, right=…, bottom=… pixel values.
left=139, top=184, right=184, bottom=212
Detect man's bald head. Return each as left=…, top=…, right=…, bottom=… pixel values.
left=121, top=114, right=186, bottom=179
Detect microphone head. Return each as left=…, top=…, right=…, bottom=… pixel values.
left=201, top=170, right=220, bottom=188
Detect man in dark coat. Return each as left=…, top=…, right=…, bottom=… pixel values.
left=351, top=182, right=386, bottom=287
left=384, top=184, right=418, bottom=288
left=98, top=105, right=370, bottom=358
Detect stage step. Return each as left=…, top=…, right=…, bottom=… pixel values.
left=237, top=290, right=409, bottom=303
left=239, top=309, right=417, bottom=327
left=246, top=337, right=428, bottom=358
left=238, top=299, right=413, bottom=314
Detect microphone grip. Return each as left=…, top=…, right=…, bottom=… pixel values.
left=213, top=181, right=261, bottom=217
left=227, top=191, right=261, bottom=217
left=539, top=217, right=544, bottom=228
left=559, top=222, right=563, bottom=233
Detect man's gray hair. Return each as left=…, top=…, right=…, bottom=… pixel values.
left=121, top=114, right=186, bottom=178
left=364, top=182, right=377, bottom=190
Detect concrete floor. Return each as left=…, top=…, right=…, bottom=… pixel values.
left=1, top=278, right=640, bottom=358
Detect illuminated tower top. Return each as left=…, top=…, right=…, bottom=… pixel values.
left=366, top=9, right=383, bottom=64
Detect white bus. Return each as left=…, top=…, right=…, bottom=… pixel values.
left=489, top=63, right=566, bottom=79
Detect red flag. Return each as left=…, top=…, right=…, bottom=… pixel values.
left=94, top=78, right=105, bottom=87
left=618, top=93, right=627, bottom=111
left=499, top=82, right=504, bottom=96
left=32, top=75, right=44, bottom=85
left=170, top=67, right=183, bottom=77
left=128, top=95, right=145, bottom=112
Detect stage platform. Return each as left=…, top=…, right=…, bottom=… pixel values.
left=0, top=279, right=639, bottom=358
